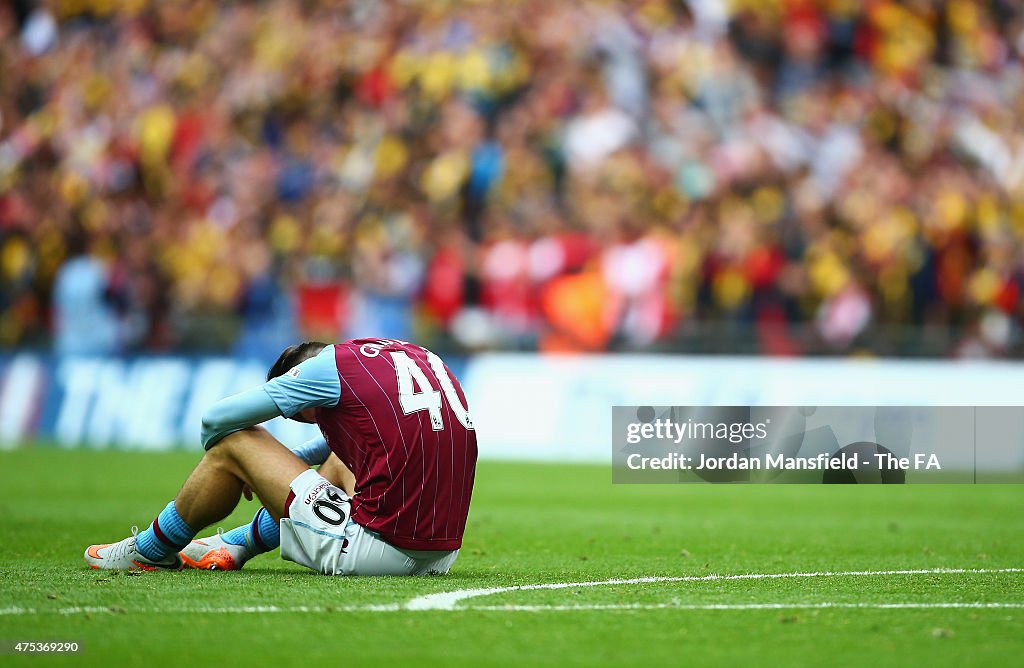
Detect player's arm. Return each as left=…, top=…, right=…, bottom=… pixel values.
left=202, top=345, right=341, bottom=451
left=201, top=395, right=332, bottom=466
left=200, top=387, right=283, bottom=450
left=318, top=453, right=356, bottom=497
left=292, top=435, right=331, bottom=466
left=290, top=436, right=353, bottom=494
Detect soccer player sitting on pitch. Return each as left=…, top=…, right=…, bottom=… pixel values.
left=84, top=339, right=477, bottom=576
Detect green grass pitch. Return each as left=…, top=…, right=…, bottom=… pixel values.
left=1, top=449, right=1022, bottom=666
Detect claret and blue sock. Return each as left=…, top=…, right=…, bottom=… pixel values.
left=136, top=501, right=278, bottom=564
left=136, top=501, right=197, bottom=562
left=221, top=507, right=281, bottom=554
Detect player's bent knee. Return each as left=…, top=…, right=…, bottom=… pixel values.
left=210, top=426, right=277, bottom=452
left=199, top=440, right=238, bottom=475
left=202, top=428, right=272, bottom=471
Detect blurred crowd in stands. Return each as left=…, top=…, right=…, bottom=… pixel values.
left=1, top=0, right=1023, bottom=357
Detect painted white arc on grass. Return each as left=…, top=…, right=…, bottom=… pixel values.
left=471, top=602, right=1024, bottom=612
left=403, top=567, right=1024, bottom=611
left=3, top=601, right=1024, bottom=616
left=2, top=567, right=1020, bottom=615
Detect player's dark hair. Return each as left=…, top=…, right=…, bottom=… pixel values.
left=267, top=341, right=329, bottom=381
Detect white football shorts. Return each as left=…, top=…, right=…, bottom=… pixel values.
left=279, top=469, right=459, bottom=576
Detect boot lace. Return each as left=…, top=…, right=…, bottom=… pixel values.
left=106, top=526, right=140, bottom=561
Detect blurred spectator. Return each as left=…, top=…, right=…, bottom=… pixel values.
left=1, top=0, right=1024, bottom=358
left=51, top=232, right=119, bottom=356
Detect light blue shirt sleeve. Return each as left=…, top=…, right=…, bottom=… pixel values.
left=291, top=435, right=331, bottom=466
left=201, top=386, right=283, bottom=450
left=262, top=345, right=341, bottom=418
left=200, top=390, right=330, bottom=463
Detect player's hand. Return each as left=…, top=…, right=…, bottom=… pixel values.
left=242, top=485, right=253, bottom=501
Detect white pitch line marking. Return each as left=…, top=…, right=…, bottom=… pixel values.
left=0, top=604, right=401, bottom=616
left=404, top=567, right=1024, bottom=611
left=470, top=602, right=1024, bottom=612
left=1, top=567, right=1020, bottom=615
left=1, top=600, right=1023, bottom=616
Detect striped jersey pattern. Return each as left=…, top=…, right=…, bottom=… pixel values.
left=315, top=339, right=477, bottom=551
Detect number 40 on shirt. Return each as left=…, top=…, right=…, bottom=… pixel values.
left=360, top=341, right=474, bottom=433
